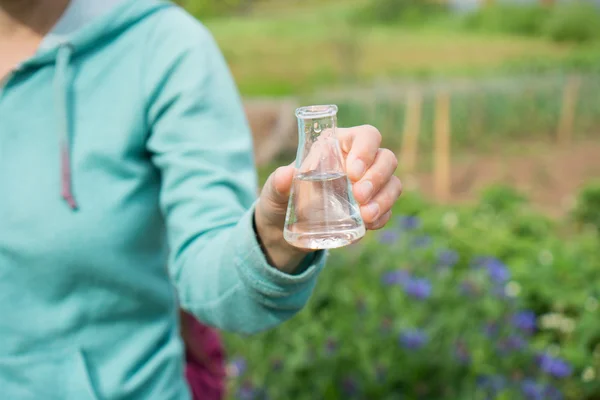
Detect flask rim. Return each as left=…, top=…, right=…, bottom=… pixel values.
left=295, top=105, right=338, bottom=119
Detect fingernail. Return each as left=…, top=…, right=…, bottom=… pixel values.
left=357, top=180, right=373, bottom=200
left=349, top=157, right=365, bottom=178
left=364, top=201, right=380, bottom=220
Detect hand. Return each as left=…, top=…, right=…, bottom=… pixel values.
left=254, top=124, right=402, bottom=273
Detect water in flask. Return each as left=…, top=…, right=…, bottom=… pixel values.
left=284, top=170, right=365, bottom=249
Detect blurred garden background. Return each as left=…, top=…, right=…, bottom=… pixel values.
left=177, top=0, right=600, bottom=398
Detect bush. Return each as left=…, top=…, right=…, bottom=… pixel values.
left=479, top=185, right=528, bottom=214
left=544, top=3, right=600, bottom=44
left=463, top=2, right=600, bottom=43
left=572, top=180, right=600, bottom=233
left=463, top=4, right=549, bottom=36
left=356, top=0, right=447, bottom=25
left=224, top=187, right=600, bottom=400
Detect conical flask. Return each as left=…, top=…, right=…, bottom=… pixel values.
left=283, top=105, right=366, bottom=250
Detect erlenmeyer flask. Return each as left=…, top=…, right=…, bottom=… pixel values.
left=283, top=105, right=366, bottom=250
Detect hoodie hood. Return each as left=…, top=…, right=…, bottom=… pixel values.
left=22, top=0, right=172, bottom=210
left=27, top=0, right=171, bottom=66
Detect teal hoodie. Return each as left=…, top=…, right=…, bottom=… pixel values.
left=0, top=0, right=326, bottom=398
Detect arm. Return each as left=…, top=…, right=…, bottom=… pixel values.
left=144, top=9, right=326, bottom=334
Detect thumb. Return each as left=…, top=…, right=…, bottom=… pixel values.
left=261, top=164, right=295, bottom=210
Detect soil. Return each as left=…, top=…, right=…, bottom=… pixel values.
left=411, top=139, right=600, bottom=217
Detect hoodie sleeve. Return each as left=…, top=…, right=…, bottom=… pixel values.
left=144, top=8, right=326, bottom=334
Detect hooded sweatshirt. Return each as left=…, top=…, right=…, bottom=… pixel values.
left=0, top=0, right=326, bottom=399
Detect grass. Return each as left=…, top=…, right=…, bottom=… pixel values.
left=199, top=1, right=600, bottom=97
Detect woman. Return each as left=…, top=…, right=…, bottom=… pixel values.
left=0, top=0, right=402, bottom=399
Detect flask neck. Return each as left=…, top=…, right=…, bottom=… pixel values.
left=295, top=106, right=344, bottom=175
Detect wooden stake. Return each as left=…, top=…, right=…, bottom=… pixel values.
left=557, top=76, right=581, bottom=146
left=399, top=89, right=423, bottom=174
left=434, top=91, right=451, bottom=203
left=470, top=91, right=485, bottom=143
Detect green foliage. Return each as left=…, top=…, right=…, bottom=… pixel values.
left=572, top=180, right=600, bottom=233
left=464, top=2, right=600, bottom=44
left=479, top=185, right=528, bottom=214
left=465, top=4, right=549, bottom=36
left=355, top=0, right=447, bottom=25
left=463, top=4, right=549, bottom=36
left=197, top=0, right=600, bottom=96
left=176, top=0, right=248, bottom=18
left=544, top=3, right=600, bottom=44
left=224, top=186, right=600, bottom=399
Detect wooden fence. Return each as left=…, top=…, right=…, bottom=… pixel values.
left=245, top=73, right=595, bottom=202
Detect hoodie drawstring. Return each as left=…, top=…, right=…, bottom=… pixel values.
left=54, top=44, right=78, bottom=211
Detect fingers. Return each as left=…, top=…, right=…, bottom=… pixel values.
left=262, top=164, right=295, bottom=207
left=367, top=210, right=392, bottom=230
left=360, top=175, right=403, bottom=225
left=337, top=125, right=382, bottom=182
left=337, top=124, right=400, bottom=230
left=353, top=148, right=398, bottom=205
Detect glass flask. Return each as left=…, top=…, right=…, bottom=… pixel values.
left=283, top=105, right=366, bottom=250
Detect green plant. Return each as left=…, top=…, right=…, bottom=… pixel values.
left=479, top=185, right=528, bottom=214
left=223, top=187, right=600, bottom=399
left=544, top=3, right=600, bottom=44
left=572, top=180, right=600, bottom=233
left=355, top=0, right=447, bottom=25
left=463, top=2, right=600, bottom=44
left=463, top=4, right=549, bottom=36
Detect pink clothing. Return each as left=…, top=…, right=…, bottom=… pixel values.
left=181, top=312, right=227, bottom=400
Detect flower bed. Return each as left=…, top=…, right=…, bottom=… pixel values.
left=224, top=185, right=600, bottom=400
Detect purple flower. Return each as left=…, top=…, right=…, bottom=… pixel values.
left=472, top=256, right=511, bottom=283
left=228, top=357, right=247, bottom=378
left=476, top=374, right=507, bottom=394
left=237, top=381, right=255, bottom=400
left=486, top=259, right=510, bottom=283
left=403, top=278, right=432, bottom=300
left=483, top=321, right=499, bottom=338
left=512, top=311, right=536, bottom=334
left=521, top=379, right=545, bottom=400
left=397, top=215, right=421, bottom=230
left=521, top=379, right=563, bottom=400
left=381, top=269, right=410, bottom=286
left=399, top=329, right=428, bottom=350
left=506, top=334, right=527, bottom=350
left=438, top=249, right=459, bottom=267
left=543, top=385, right=564, bottom=400
left=536, top=353, right=572, bottom=379
left=412, top=235, right=432, bottom=248
left=379, top=230, right=400, bottom=244
left=497, top=335, right=527, bottom=354
left=471, top=256, right=488, bottom=268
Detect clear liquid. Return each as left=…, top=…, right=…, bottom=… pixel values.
left=284, top=171, right=366, bottom=250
